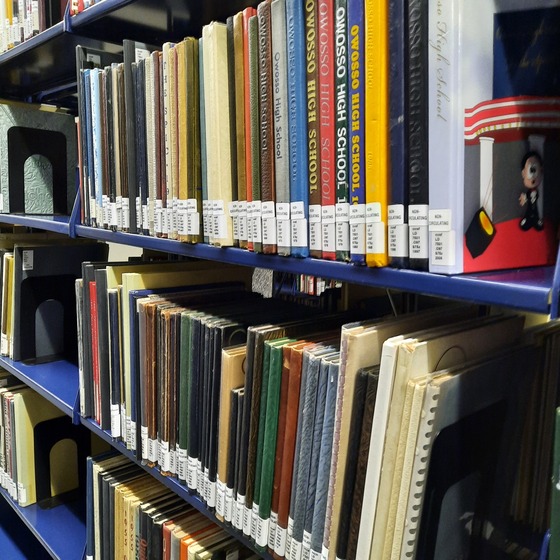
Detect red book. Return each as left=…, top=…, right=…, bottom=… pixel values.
left=89, top=281, right=100, bottom=425
left=318, top=0, right=337, bottom=260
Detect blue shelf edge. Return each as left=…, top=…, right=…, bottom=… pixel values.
left=0, top=214, right=72, bottom=235
left=0, top=357, right=79, bottom=419
left=81, top=417, right=273, bottom=559
left=0, top=485, right=86, bottom=560
left=75, top=225, right=556, bottom=317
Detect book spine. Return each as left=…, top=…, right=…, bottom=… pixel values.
left=286, top=0, right=309, bottom=257
left=347, top=0, right=366, bottom=265
left=305, top=0, right=322, bottom=258
left=226, top=16, right=240, bottom=248
left=364, top=0, right=389, bottom=267
left=318, top=0, right=337, bottom=261
left=388, top=0, right=409, bottom=269
left=243, top=8, right=257, bottom=252
left=248, top=14, right=262, bottom=253
left=271, top=0, right=291, bottom=256
left=427, top=0, right=462, bottom=273
left=232, top=13, right=248, bottom=249
left=89, top=281, right=100, bottom=426
left=334, top=0, right=350, bottom=262
left=407, top=0, right=429, bottom=270
left=161, top=42, right=175, bottom=240
left=90, top=68, right=104, bottom=229
left=187, top=39, right=203, bottom=245
left=199, top=38, right=210, bottom=244
left=258, top=0, right=278, bottom=255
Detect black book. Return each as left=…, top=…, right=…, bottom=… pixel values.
left=123, top=40, right=159, bottom=233
left=406, top=0, right=429, bottom=271
left=94, top=267, right=111, bottom=430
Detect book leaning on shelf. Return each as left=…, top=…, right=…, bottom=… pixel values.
left=427, top=0, right=560, bottom=274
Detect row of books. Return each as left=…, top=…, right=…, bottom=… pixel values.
left=0, top=0, right=68, bottom=53
left=0, top=370, right=97, bottom=508
left=75, top=0, right=560, bottom=275
left=88, top=453, right=258, bottom=560
left=75, top=257, right=559, bottom=559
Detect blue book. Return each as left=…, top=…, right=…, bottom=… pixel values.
left=347, top=0, right=366, bottom=265
left=310, top=356, right=339, bottom=556
left=302, top=352, right=334, bottom=558
left=90, top=67, right=104, bottom=229
left=286, top=0, right=309, bottom=257
left=289, top=346, right=335, bottom=557
left=83, top=69, right=96, bottom=227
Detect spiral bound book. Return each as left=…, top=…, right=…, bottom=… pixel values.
left=400, top=345, right=536, bottom=560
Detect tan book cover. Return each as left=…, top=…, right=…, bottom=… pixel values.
left=216, top=343, right=246, bottom=521
left=201, top=21, right=234, bottom=247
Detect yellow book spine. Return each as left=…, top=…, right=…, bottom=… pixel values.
left=364, top=0, right=389, bottom=267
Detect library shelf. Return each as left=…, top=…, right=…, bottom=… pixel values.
left=75, top=224, right=560, bottom=318
left=81, top=416, right=274, bottom=559
left=0, top=214, right=73, bottom=236
left=0, top=485, right=86, bottom=560
left=0, top=357, right=79, bottom=421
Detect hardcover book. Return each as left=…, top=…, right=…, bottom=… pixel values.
left=428, top=1, right=560, bottom=274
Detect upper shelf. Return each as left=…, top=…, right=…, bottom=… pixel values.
left=0, top=0, right=257, bottom=103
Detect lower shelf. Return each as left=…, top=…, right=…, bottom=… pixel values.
left=0, top=485, right=86, bottom=560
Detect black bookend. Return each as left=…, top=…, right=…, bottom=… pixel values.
left=8, top=127, right=68, bottom=215
left=33, top=416, right=90, bottom=508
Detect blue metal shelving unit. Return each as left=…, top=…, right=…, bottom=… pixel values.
left=0, top=0, right=557, bottom=557
left=0, top=486, right=86, bottom=560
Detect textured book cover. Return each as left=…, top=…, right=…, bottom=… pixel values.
left=248, top=14, right=262, bottom=253
left=257, top=338, right=294, bottom=549
left=286, top=0, right=310, bottom=258
left=347, top=0, right=366, bottom=265
left=405, top=0, right=428, bottom=270
left=258, top=0, right=278, bottom=255
left=335, top=365, right=378, bottom=560
left=271, top=0, right=291, bottom=256
left=364, top=0, right=389, bottom=267
left=387, top=0, right=410, bottom=269
left=428, top=2, right=560, bottom=274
